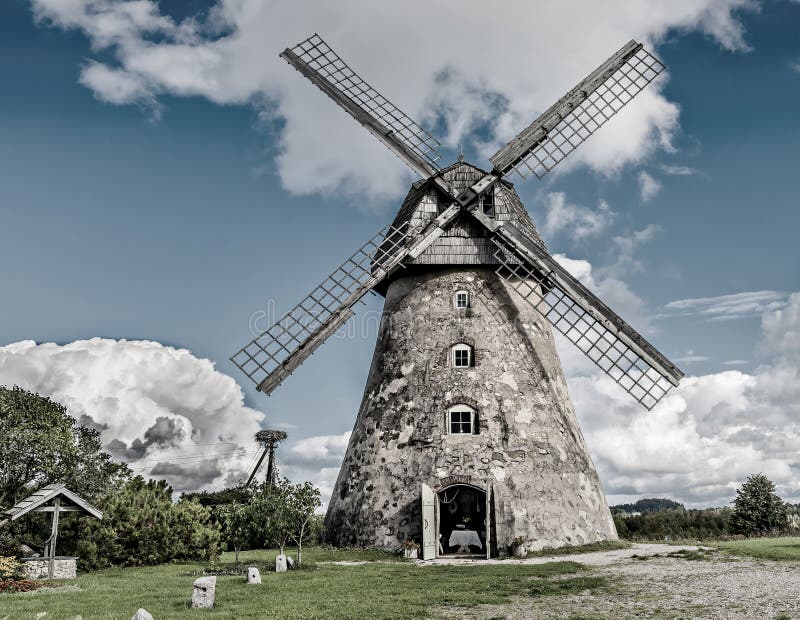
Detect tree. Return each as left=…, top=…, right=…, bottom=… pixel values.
left=730, top=473, right=789, bottom=536
left=74, top=477, right=220, bottom=569
left=251, top=479, right=295, bottom=556
left=216, top=501, right=251, bottom=563
left=0, top=386, right=129, bottom=508
left=250, top=478, right=322, bottom=561
left=288, top=481, right=322, bottom=566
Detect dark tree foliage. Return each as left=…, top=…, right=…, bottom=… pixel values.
left=0, top=386, right=130, bottom=557
left=729, top=473, right=789, bottom=536
left=614, top=507, right=732, bottom=540
left=0, top=386, right=130, bottom=508
left=182, top=486, right=251, bottom=507
left=611, top=498, right=684, bottom=514
left=69, top=477, right=221, bottom=569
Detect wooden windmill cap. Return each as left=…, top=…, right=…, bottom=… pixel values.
left=387, top=160, right=546, bottom=272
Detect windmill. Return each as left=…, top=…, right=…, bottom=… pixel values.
left=231, top=34, right=683, bottom=559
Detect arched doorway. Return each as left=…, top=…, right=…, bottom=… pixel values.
left=437, top=484, right=488, bottom=557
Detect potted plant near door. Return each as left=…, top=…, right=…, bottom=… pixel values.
left=403, top=540, right=420, bottom=559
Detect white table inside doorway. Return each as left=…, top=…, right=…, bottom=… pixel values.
left=448, top=529, right=482, bottom=551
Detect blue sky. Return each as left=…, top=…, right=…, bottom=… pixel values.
left=1, top=0, right=799, bottom=506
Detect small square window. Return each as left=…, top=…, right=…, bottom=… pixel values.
left=453, top=347, right=471, bottom=367
left=449, top=409, right=473, bottom=434
left=455, top=291, right=469, bottom=309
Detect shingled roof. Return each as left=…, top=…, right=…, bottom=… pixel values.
left=1, top=483, right=102, bottom=526
left=390, top=161, right=546, bottom=267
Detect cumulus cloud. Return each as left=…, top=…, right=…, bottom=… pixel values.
left=638, top=171, right=663, bottom=201
left=280, top=432, right=351, bottom=510
left=661, top=290, right=790, bottom=321
left=569, top=288, right=800, bottom=506
left=29, top=0, right=757, bottom=200
left=539, top=192, right=615, bottom=240
left=0, top=338, right=265, bottom=494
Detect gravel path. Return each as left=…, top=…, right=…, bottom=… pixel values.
left=417, top=543, right=706, bottom=567
left=452, top=550, right=800, bottom=619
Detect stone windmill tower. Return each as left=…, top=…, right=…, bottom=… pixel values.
left=232, top=34, right=684, bottom=559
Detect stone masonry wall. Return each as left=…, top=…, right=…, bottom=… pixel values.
left=325, top=268, right=617, bottom=552
left=22, top=557, right=77, bottom=579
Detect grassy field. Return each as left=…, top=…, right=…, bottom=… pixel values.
left=716, top=536, right=800, bottom=561
left=0, top=548, right=605, bottom=619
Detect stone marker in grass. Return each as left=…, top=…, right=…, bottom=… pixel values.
left=131, top=609, right=153, bottom=620
left=275, top=554, right=287, bottom=573
left=247, top=567, right=261, bottom=584
left=191, top=576, right=216, bottom=609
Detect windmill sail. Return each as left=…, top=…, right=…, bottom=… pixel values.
left=490, top=40, right=664, bottom=180
left=281, top=34, right=442, bottom=179
left=231, top=204, right=461, bottom=394
left=489, top=221, right=682, bottom=410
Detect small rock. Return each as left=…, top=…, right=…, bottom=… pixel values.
left=286, top=556, right=295, bottom=569
left=246, top=567, right=261, bottom=584
left=131, top=609, right=154, bottom=620
left=191, top=576, right=216, bottom=609
left=75, top=617, right=83, bottom=620
left=275, top=554, right=287, bottom=573
left=36, top=614, right=47, bottom=619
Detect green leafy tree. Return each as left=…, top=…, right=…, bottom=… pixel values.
left=288, top=481, right=322, bottom=566
left=249, top=478, right=322, bottom=560
left=730, top=473, right=789, bottom=536
left=216, top=501, right=251, bottom=563
left=0, top=386, right=129, bottom=508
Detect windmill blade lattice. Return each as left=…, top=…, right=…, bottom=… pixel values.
left=490, top=41, right=664, bottom=180
left=491, top=232, right=682, bottom=410
left=231, top=222, right=409, bottom=394
left=281, top=34, right=442, bottom=179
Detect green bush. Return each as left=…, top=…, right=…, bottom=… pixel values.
left=75, top=477, right=220, bottom=569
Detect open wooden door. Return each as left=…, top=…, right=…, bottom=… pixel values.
left=421, top=483, right=437, bottom=560
left=485, top=481, right=492, bottom=559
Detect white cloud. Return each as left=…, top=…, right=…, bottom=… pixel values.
left=608, top=224, right=661, bottom=275
left=29, top=0, right=757, bottom=200
left=0, top=338, right=265, bottom=494
left=539, top=192, right=615, bottom=240
left=723, top=359, right=749, bottom=366
left=279, top=432, right=352, bottom=510
left=674, top=350, right=710, bottom=363
left=661, top=164, right=699, bottom=175
left=638, top=171, right=662, bottom=201
left=662, top=290, right=790, bottom=321
left=759, top=292, right=800, bottom=359
left=568, top=287, right=800, bottom=506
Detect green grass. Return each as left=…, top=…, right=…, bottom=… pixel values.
left=0, top=548, right=595, bottom=619
left=716, top=536, right=800, bottom=561
left=521, top=539, right=630, bottom=558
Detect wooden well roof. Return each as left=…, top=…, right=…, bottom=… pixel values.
left=2, top=483, right=102, bottom=524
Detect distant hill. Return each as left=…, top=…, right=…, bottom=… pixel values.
left=611, top=498, right=685, bottom=514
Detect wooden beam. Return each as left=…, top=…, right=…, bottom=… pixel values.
left=281, top=48, right=439, bottom=180
left=31, top=506, right=84, bottom=513
left=48, top=496, right=60, bottom=579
